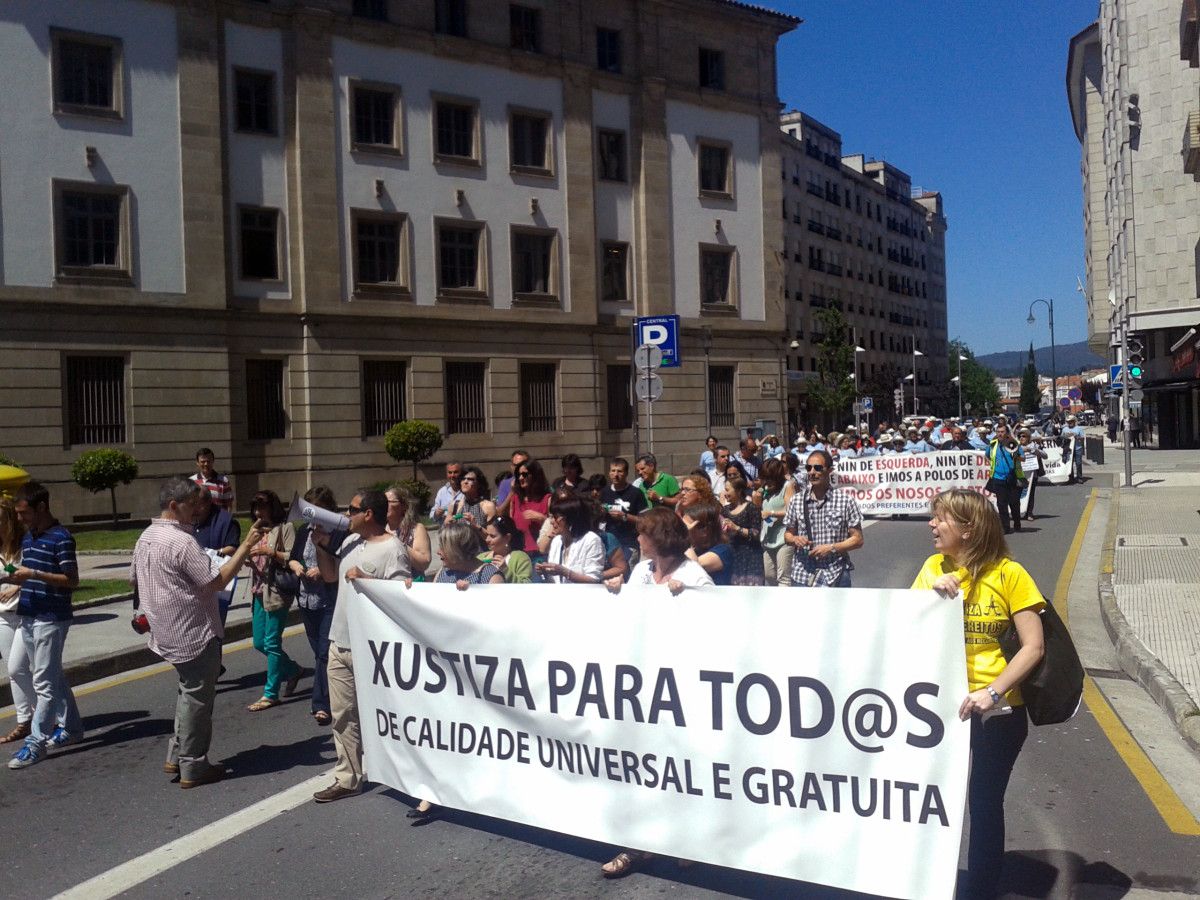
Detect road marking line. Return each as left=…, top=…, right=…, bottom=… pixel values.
left=1065, top=489, right=1200, bottom=836
left=50, top=772, right=331, bottom=900
left=0, top=625, right=306, bottom=721
left=1081, top=678, right=1200, bottom=835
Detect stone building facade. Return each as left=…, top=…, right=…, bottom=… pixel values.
left=1067, top=0, right=1200, bottom=448
left=778, top=111, right=949, bottom=431
left=0, top=0, right=798, bottom=520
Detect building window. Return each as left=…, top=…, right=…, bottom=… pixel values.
left=246, top=359, right=287, bottom=440
left=52, top=30, right=122, bottom=118
left=708, top=365, right=735, bottom=427
left=433, top=96, right=480, bottom=163
left=436, top=220, right=487, bottom=299
left=511, top=229, right=556, bottom=300
left=509, top=108, right=552, bottom=174
left=54, top=182, right=130, bottom=283
left=606, top=364, right=633, bottom=430
left=352, top=212, right=409, bottom=296
left=596, top=27, right=621, bottom=73
left=362, top=359, right=407, bottom=437
left=239, top=207, right=281, bottom=281
left=510, top=4, right=541, bottom=52
left=596, top=129, right=627, bottom=182
left=698, top=141, right=732, bottom=196
left=351, top=83, right=401, bottom=153
left=352, top=0, right=388, bottom=20
left=519, top=363, right=557, bottom=432
left=234, top=69, right=276, bottom=135
left=435, top=0, right=468, bottom=36
left=600, top=242, right=629, bottom=302
left=698, top=47, right=725, bottom=90
left=445, top=361, right=486, bottom=434
left=66, top=356, right=125, bottom=445
left=700, top=246, right=736, bottom=307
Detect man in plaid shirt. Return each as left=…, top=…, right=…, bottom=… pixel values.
left=783, top=449, right=864, bottom=587
left=190, top=447, right=234, bottom=510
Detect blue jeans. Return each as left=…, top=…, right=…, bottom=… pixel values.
left=251, top=595, right=298, bottom=700
left=19, top=615, right=83, bottom=751
left=300, top=604, right=334, bottom=715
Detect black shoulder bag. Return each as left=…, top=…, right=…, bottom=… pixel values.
left=998, top=598, right=1084, bottom=725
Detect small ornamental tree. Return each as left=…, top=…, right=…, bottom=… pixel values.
left=383, top=420, right=444, bottom=480
left=1019, top=342, right=1041, bottom=414
left=71, top=449, right=139, bottom=526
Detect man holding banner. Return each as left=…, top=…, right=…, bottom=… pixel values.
left=313, top=489, right=410, bottom=804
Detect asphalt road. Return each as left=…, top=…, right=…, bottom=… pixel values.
left=1, top=479, right=1197, bottom=900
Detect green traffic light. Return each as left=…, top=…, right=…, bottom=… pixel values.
left=1129, top=365, right=1143, bottom=378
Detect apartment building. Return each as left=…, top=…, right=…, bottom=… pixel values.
left=0, top=0, right=798, bottom=519
left=1067, top=0, right=1200, bottom=449
left=778, top=111, right=949, bottom=430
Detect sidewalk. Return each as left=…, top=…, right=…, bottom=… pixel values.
left=1091, top=443, right=1200, bottom=752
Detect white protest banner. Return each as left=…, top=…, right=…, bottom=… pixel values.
left=835, top=450, right=989, bottom=516
left=348, top=582, right=969, bottom=900
left=1041, top=441, right=1072, bottom=485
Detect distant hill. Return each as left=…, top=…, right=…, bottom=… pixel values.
left=975, top=341, right=1105, bottom=377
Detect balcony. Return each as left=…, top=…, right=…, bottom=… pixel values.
left=1185, top=111, right=1200, bottom=179
left=826, top=226, right=842, bottom=241
left=808, top=259, right=826, bottom=272
left=807, top=220, right=825, bottom=235
left=826, top=264, right=843, bottom=277
left=806, top=183, right=824, bottom=198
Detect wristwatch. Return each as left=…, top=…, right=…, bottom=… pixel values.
left=986, top=686, right=1002, bottom=704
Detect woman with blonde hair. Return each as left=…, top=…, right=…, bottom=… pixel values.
left=911, top=489, right=1046, bottom=900
left=386, top=484, right=431, bottom=577
left=675, top=473, right=715, bottom=513
left=0, top=496, right=34, bottom=744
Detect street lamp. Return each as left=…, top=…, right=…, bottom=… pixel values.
left=1027, top=298, right=1057, bottom=416
left=853, top=343, right=865, bottom=430
left=956, top=353, right=968, bottom=419
left=912, top=348, right=924, bottom=416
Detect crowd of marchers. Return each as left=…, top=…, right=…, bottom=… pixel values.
left=0, top=418, right=1093, bottom=898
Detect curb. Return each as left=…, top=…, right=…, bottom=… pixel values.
left=0, top=608, right=302, bottom=710
left=1096, top=487, right=1200, bottom=754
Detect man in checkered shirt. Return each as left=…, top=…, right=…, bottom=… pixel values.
left=131, top=477, right=264, bottom=788
left=783, top=449, right=864, bottom=587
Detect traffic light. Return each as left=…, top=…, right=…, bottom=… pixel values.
left=1127, top=337, right=1144, bottom=383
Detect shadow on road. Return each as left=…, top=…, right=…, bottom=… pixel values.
left=1005, top=849, right=1140, bottom=897
left=221, top=734, right=332, bottom=779
left=72, top=612, right=119, bottom=625
left=58, top=710, right=173, bottom=755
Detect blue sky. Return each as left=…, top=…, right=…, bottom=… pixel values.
left=768, top=0, right=1098, bottom=354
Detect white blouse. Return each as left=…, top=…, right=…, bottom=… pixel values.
left=547, top=531, right=606, bottom=583
left=628, top=558, right=714, bottom=589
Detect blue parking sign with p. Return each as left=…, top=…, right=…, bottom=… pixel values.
left=634, top=315, right=681, bottom=368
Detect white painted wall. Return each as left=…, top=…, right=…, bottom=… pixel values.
left=0, top=0, right=184, bottom=292
left=225, top=22, right=290, bottom=300
left=593, top=89, right=635, bottom=316
left=332, top=39, right=568, bottom=310
left=665, top=100, right=765, bottom=321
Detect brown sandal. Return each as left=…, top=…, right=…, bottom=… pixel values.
left=246, top=697, right=280, bottom=712
left=1, top=721, right=30, bottom=744
left=313, top=711, right=331, bottom=726
left=601, top=851, right=649, bottom=879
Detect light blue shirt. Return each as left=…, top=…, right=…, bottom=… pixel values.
left=905, top=440, right=935, bottom=453
left=700, top=449, right=716, bottom=474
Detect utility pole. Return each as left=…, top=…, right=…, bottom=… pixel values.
left=1119, top=305, right=1133, bottom=487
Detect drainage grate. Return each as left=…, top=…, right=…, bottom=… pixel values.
left=1117, top=535, right=1189, bottom=548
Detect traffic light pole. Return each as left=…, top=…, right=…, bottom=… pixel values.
left=1120, top=309, right=1133, bottom=488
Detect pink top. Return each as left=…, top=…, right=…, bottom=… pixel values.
left=131, top=518, right=222, bottom=664
left=509, top=492, right=550, bottom=553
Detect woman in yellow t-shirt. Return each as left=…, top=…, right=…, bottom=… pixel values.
left=911, top=489, right=1045, bottom=900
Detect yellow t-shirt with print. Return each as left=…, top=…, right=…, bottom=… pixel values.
left=912, top=554, right=1046, bottom=705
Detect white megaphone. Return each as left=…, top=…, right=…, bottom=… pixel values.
left=287, top=492, right=351, bottom=533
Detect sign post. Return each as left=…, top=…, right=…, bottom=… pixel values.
left=634, top=343, right=663, bottom=452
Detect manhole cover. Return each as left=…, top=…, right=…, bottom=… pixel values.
left=1117, top=535, right=1189, bottom=547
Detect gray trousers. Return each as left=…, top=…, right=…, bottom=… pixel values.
left=167, top=637, right=222, bottom=781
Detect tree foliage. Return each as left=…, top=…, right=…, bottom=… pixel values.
left=807, top=307, right=856, bottom=423
left=1019, top=343, right=1041, bottom=414
left=71, top=449, right=139, bottom=526
left=383, top=420, right=444, bottom=479
left=948, top=340, right=1002, bottom=416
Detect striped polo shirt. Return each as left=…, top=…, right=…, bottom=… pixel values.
left=18, top=523, right=77, bottom=621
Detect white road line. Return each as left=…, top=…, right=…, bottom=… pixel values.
left=51, top=772, right=330, bottom=900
